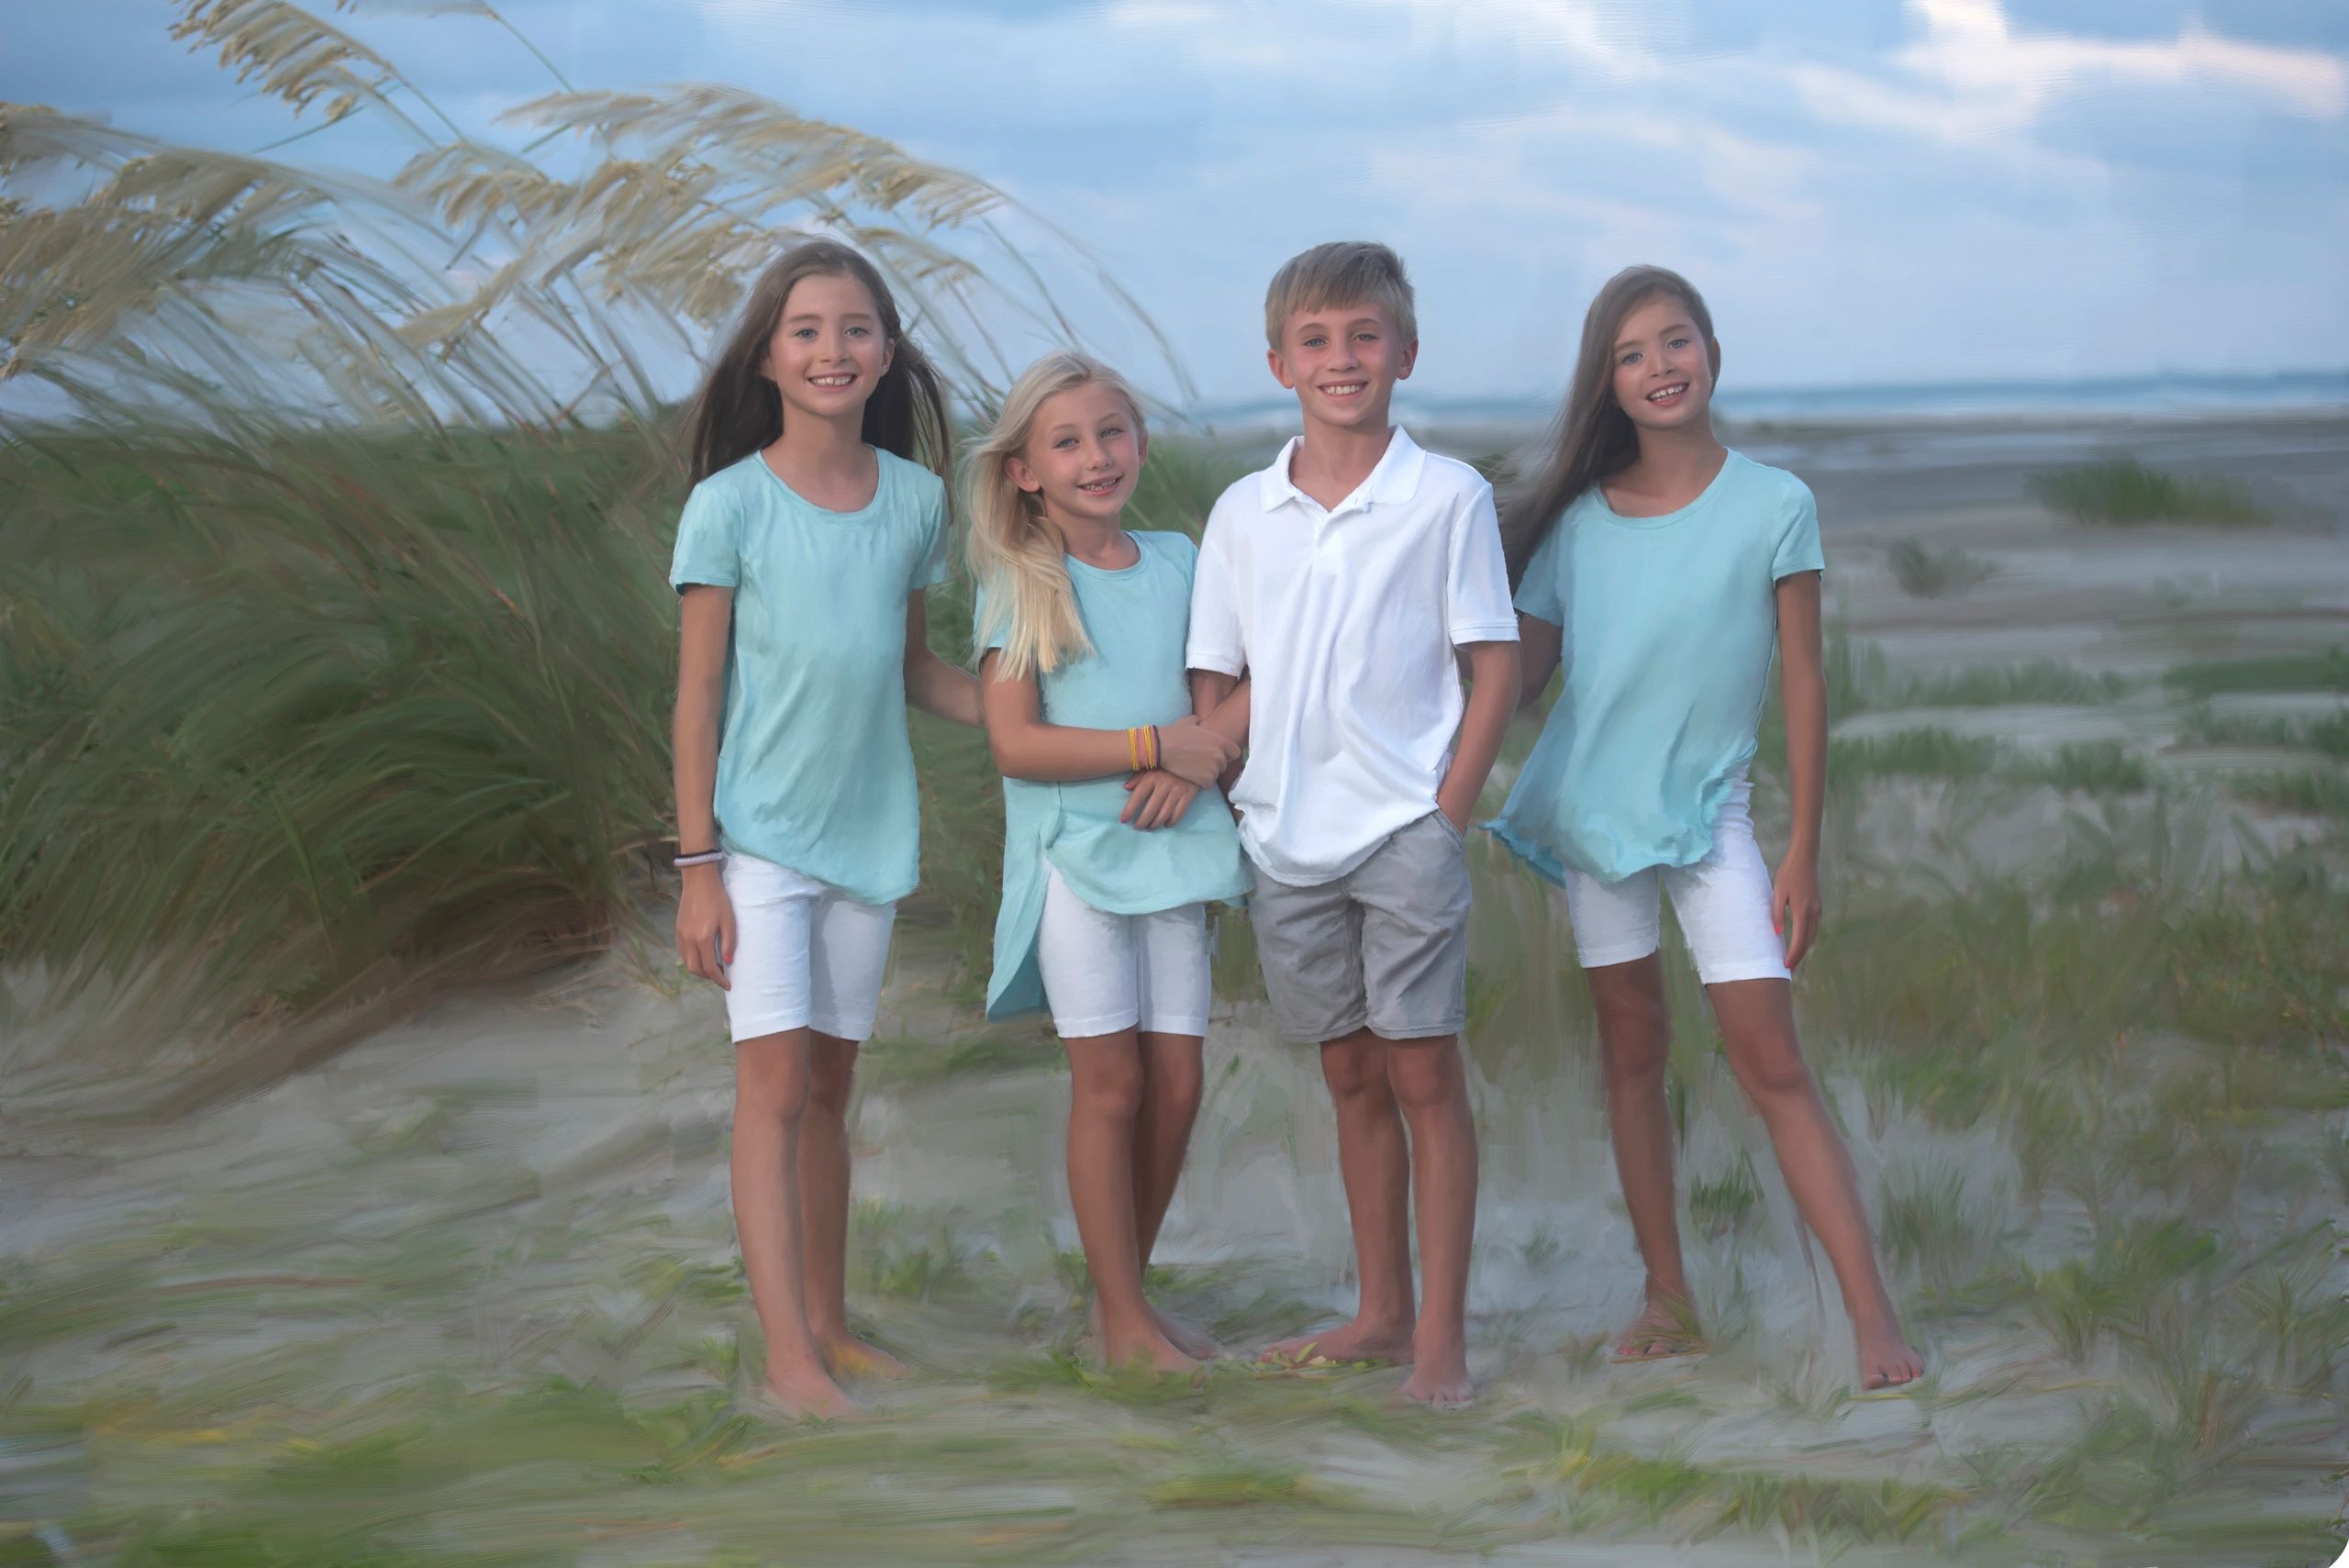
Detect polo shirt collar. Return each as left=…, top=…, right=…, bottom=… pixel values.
left=1256, top=427, right=1428, bottom=516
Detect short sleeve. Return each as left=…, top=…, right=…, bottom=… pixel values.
left=908, top=470, right=952, bottom=593
left=1446, top=483, right=1520, bottom=645
left=973, top=580, right=1010, bottom=654
left=669, top=479, right=741, bottom=594
left=1185, top=506, right=1245, bottom=675
left=1512, top=507, right=1569, bottom=627
left=1771, top=479, right=1825, bottom=582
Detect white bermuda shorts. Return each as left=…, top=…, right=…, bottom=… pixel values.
left=1561, top=773, right=1792, bottom=985
left=1036, top=862, right=1212, bottom=1040
left=719, top=851, right=897, bottom=1042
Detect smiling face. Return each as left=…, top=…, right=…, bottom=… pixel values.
left=1609, top=293, right=1720, bottom=432
left=1267, top=299, right=1417, bottom=433
left=1004, top=380, right=1146, bottom=530
left=760, top=271, right=894, bottom=426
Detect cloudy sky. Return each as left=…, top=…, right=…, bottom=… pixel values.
left=6, top=0, right=2346, bottom=408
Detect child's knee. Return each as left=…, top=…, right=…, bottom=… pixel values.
left=807, top=1041, right=858, bottom=1117
left=1320, top=1044, right=1393, bottom=1107
left=1148, top=1052, right=1206, bottom=1116
left=1072, top=1057, right=1147, bottom=1123
left=1727, top=1036, right=1811, bottom=1100
left=1385, top=1041, right=1462, bottom=1112
left=735, top=1047, right=811, bottom=1122
left=1600, top=1028, right=1670, bottom=1086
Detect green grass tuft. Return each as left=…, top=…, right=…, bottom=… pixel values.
left=2032, top=459, right=2265, bottom=528
left=1886, top=539, right=1997, bottom=598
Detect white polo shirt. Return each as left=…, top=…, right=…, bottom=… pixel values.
left=1186, top=427, right=1519, bottom=887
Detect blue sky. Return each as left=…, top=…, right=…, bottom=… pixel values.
left=6, top=0, right=2346, bottom=408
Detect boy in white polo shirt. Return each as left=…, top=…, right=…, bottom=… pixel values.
left=1188, top=241, right=1520, bottom=1406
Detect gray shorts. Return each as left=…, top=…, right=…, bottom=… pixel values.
left=1249, top=812, right=1472, bottom=1043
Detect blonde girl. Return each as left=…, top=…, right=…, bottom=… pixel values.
left=967, top=351, right=1248, bottom=1373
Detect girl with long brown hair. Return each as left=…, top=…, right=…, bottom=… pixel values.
left=669, top=239, right=981, bottom=1419
left=1492, top=266, right=1922, bottom=1389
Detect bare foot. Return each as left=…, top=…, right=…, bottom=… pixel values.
left=818, top=1329, right=908, bottom=1382
left=1152, top=1301, right=1217, bottom=1361
left=758, top=1362, right=863, bottom=1422
left=1612, top=1296, right=1706, bottom=1362
left=1399, top=1342, right=1475, bottom=1407
left=1097, top=1316, right=1201, bottom=1374
left=1257, top=1317, right=1417, bottom=1368
left=1856, top=1323, right=1925, bottom=1389
left=1089, top=1296, right=1218, bottom=1361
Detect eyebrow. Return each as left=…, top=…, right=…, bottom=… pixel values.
left=1614, top=320, right=1695, bottom=351
left=782, top=309, right=877, bottom=325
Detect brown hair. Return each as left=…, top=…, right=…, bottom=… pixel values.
left=684, top=239, right=952, bottom=484
left=1264, top=240, right=1417, bottom=350
left=1499, top=264, right=1719, bottom=581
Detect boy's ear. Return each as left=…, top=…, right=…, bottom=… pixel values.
left=1396, top=337, right=1419, bottom=383
left=1265, top=345, right=1297, bottom=391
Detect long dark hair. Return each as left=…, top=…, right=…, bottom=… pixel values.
left=1499, top=264, right=1720, bottom=582
left=684, top=239, right=952, bottom=484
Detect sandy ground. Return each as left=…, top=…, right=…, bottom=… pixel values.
left=3, top=413, right=2344, bottom=1565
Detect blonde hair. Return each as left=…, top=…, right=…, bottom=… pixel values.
left=963, top=350, right=1150, bottom=681
left=1264, top=240, right=1417, bottom=350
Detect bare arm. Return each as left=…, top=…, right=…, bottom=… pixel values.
left=1773, top=571, right=1827, bottom=967
left=1190, top=669, right=1249, bottom=796
left=673, top=585, right=735, bottom=987
left=904, top=591, right=984, bottom=728
left=1514, top=613, right=1562, bottom=711
left=979, top=651, right=1236, bottom=785
left=1438, top=639, right=1522, bottom=828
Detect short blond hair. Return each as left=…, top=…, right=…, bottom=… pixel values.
left=1264, top=240, right=1417, bottom=351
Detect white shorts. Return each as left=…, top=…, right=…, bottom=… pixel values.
left=1561, top=773, right=1792, bottom=985
left=1035, top=862, right=1211, bottom=1039
left=719, top=852, right=897, bottom=1042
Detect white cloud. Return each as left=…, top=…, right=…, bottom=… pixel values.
left=1803, top=0, right=2346, bottom=143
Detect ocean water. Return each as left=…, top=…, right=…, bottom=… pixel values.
left=1189, top=370, right=2349, bottom=435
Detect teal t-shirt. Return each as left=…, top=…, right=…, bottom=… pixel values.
left=978, top=530, right=1251, bottom=1022
left=668, top=448, right=950, bottom=906
left=1491, top=450, right=1825, bottom=885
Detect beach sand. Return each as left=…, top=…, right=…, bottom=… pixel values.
left=3, top=413, right=2343, bottom=1565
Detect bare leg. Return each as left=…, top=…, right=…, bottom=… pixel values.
left=1708, top=979, right=1922, bottom=1388
left=1387, top=1036, right=1477, bottom=1406
left=1065, top=1030, right=1196, bottom=1373
left=800, top=1032, right=905, bottom=1379
left=1587, top=956, right=1700, bottom=1358
left=1130, top=1031, right=1213, bottom=1357
left=1259, top=1029, right=1418, bottom=1365
left=732, top=1030, right=858, bottom=1419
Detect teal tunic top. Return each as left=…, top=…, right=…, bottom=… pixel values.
left=1490, top=450, right=1825, bottom=884
left=668, top=448, right=950, bottom=906
left=979, top=531, right=1251, bottom=1021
